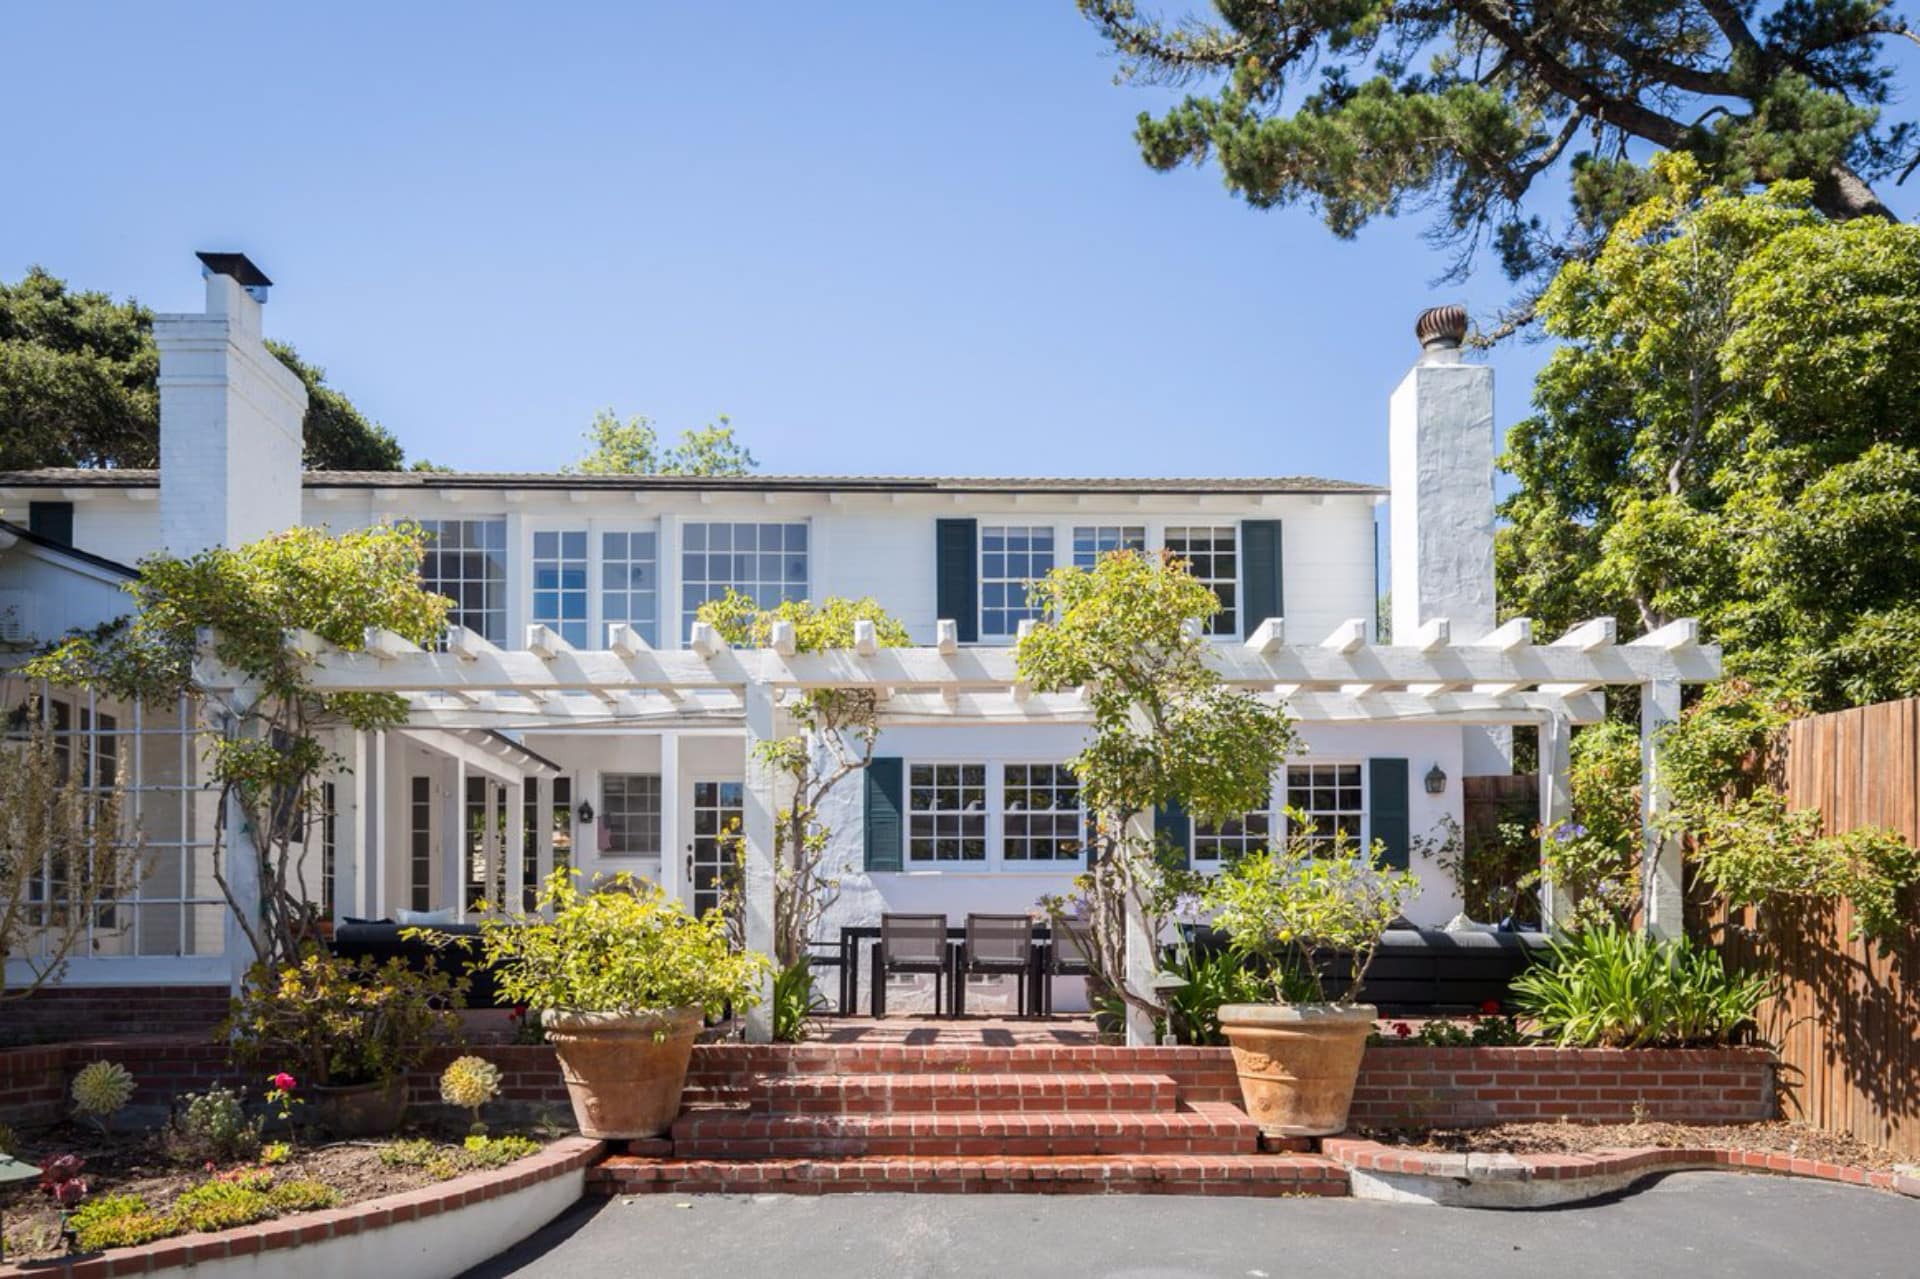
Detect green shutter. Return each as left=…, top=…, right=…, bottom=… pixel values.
left=1241, top=519, right=1283, bottom=640
left=865, top=757, right=904, bottom=872
left=1368, top=757, right=1411, bottom=870
left=936, top=519, right=978, bottom=643
left=1154, top=797, right=1191, bottom=869
left=28, top=501, right=74, bottom=548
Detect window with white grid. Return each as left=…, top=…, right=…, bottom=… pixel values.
left=908, top=763, right=987, bottom=862
left=1002, top=764, right=1084, bottom=862
left=1164, top=525, right=1238, bottom=636
left=600, top=530, right=659, bottom=647
left=415, top=518, right=508, bottom=644
left=980, top=525, right=1054, bottom=637
left=680, top=522, right=808, bottom=642
left=531, top=530, right=589, bottom=647
left=1071, top=525, right=1145, bottom=569
left=601, top=773, right=662, bottom=856
left=1285, top=763, right=1365, bottom=854
left=1192, top=805, right=1272, bottom=865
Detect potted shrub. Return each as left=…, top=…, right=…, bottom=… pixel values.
left=471, top=870, right=770, bottom=1139
left=228, top=951, right=464, bottom=1137
left=1203, top=822, right=1419, bottom=1137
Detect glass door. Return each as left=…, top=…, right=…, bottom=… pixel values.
left=687, top=779, right=744, bottom=918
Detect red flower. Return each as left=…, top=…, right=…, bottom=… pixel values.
left=1479, top=999, right=1502, bottom=1016
left=269, top=1072, right=297, bottom=1093
left=510, top=1004, right=529, bottom=1022
left=1392, top=1021, right=1413, bottom=1039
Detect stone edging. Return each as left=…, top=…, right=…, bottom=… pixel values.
left=0, top=1136, right=604, bottom=1279
left=1323, top=1137, right=1920, bottom=1208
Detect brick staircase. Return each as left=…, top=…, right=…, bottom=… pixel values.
left=589, top=1043, right=1348, bottom=1197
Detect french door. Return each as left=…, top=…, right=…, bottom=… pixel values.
left=687, top=779, right=744, bottom=918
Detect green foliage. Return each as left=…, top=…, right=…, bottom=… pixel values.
left=439, top=1055, right=503, bottom=1135
left=168, top=1179, right=278, bottom=1232
left=1017, top=549, right=1298, bottom=1025
left=1404, top=1015, right=1529, bottom=1048
left=1511, top=926, right=1770, bottom=1047
left=1500, top=159, right=1920, bottom=712
left=460, top=1133, right=539, bottom=1168
left=1540, top=722, right=1645, bottom=931
left=70, top=1061, right=136, bottom=1134
left=698, top=590, right=910, bottom=966
left=227, top=951, right=464, bottom=1086
left=772, top=959, right=827, bottom=1043
left=68, top=1174, right=340, bottom=1248
left=467, top=870, right=770, bottom=1017
left=1159, top=945, right=1279, bottom=1046
left=68, top=1195, right=172, bottom=1251
left=170, top=1086, right=262, bottom=1163
left=569, top=409, right=757, bottom=476
left=1431, top=813, right=1539, bottom=927
left=0, top=266, right=404, bottom=470
left=379, top=1133, right=538, bottom=1177
left=1202, top=819, right=1420, bottom=1004
left=1077, top=1, right=1904, bottom=299
left=28, top=523, right=450, bottom=967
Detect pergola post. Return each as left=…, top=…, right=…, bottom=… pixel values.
left=1640, top=676, right=1684, bottom=939
left=1536, top=711, right=1572, bottom=930
left=332, top=729, right=363, bottom=929
left=742, top=681, right=780, bottom=1041
left=505, top=778, right=526, bottom=913
left=444, top=755, right=467, bottom=919
left=222, top=699, right=265, bottom=992
left=1123, top=812, right=1158, bottom=1047
left=659, top=731, right=682, bottom=906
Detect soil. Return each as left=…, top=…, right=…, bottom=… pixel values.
left=0, top=1121, right=554, bottom=1264
left=1361, top=1119, right=1907, bottom=1172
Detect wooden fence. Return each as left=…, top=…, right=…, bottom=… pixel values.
left=1707, top=698, right=1920, bottom=1157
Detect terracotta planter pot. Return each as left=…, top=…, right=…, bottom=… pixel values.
left=1218, top=1002, right=1377, bottom=1138
left=314, top=1077, right=409, bottom=1138
left=543, top=1007, right=703, bottom=1139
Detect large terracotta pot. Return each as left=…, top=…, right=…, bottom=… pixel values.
left=314, top=1077, right=409, bottom=1138
left=1217, top=1003, right=1377, bottom=1138
left=543, top=1007, right=703, bottom=1139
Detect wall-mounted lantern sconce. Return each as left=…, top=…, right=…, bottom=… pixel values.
left=576, top=800, right=596, bottom=824
left=1424, top=764, right=1448, bottom=795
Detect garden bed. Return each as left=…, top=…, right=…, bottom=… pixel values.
left=1358, top=1119, right=1904, bottom=1171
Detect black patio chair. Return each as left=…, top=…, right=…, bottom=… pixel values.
left=961, top=914, right=1037, bottom=1017
left=875, top=913, right=951, bottom=1017
left=1042, top=915, right=1095, bottom=1015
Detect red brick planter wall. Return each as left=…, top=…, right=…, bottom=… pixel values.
left=1350, top=1046, right=1776, bottom=1128
left=0, top=985, right=229, bottom=1048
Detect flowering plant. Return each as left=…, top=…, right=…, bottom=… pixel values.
left=264, top=1073, right=303, bottom=1143
left=40, top=1154, right=87, bottom=1209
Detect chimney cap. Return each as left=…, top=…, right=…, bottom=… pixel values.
left=1415, top=304, right=1468, bottom=351
left=195, top=252, right=273, bottom=289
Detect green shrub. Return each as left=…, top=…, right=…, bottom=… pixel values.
left=169, top=1180, right=276, bottom=1232
left=1511, top=926, right=1770, bottom=1047
left=460, top=1134, right=540, bottom=1168
left=69, top=1195, right=173, bottom=1251
left=772, top=959, right=826, bottom=1043
left=378, top=1138, right=441, bottom=1169
left=172, top=1086, right=263, bottom=1163
left=266, top=1179, right=340, bottom=1212
left=379, top=1133, right=540, bottom=1176
left=1160, top=945, right=1275, bottom=1045
left=227, top=950, right=465, bottom=1086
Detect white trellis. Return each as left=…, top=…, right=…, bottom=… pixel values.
left=198, top=615, right=1720, bottom=1042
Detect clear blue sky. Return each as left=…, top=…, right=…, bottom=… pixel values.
left=7, top=3, right=1917, bottom=485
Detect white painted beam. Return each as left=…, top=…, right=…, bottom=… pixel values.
left=606, top=623, right=651, bottom=658
left=1245, top=618, right=1284, bottom=655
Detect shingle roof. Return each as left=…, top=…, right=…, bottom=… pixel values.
left=0, top=469, right=1385, bottom=497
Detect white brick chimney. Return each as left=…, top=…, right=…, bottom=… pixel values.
left=156, top=253, right=307, bottom=554
left=1389, top=304, right=1506, bottom=773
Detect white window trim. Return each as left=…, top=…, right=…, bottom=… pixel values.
left=674, top=517, right=814, bottom=647
left=1186, top=759, right=1370, bottom=869
left=520, top=516, right=665, bottom=653
left=998, top=760, right=1088, bottom=870
left=889, top=757, right=1089, bottom=875
left=904, top=758, right=991, bottom=868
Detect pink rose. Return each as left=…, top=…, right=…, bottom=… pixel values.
left=270, top=1072, right=297, bottom=1092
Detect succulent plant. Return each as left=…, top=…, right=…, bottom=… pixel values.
left=70, top=1061, right=136, bottom=1134
left=438, top=1056, right=503, bottom=1135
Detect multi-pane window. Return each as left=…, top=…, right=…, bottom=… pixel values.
left=320, top=782, right=336, bottom=920
left=1002, top=764, right=1083, bottom=862
left=1164, top=526, right=1238, bottom=636
left=1286, top=763, right=1365, bottom=854
left=532, top=530, right=589, bottom=647
left=416, top=518, right=508, bottom=644
left=907, top=763, right=987, bottom=862
left=681, top=522, right=809, bottom=641
left=521, top=776, right=572, bottom=911
left=1192, top=806, right=1271, bottom=865
left=601, top=530, right=659, bottom=647
left=409, top=776, right=433, bottom=912
left=1071, top=525, right=1145, bottom=570
left=601, top=773, right=663, bottom=856
left=980, top=525, right=1054, bottom=637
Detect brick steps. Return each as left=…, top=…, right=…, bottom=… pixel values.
left=672, top=1100, right=1256, bottom=1158
left=590, top=1152, right=1350, bottom=1197
left=745, top=1071, right=1181, bottom=1115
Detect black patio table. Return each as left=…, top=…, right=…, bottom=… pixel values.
left=833, top=923, right=1057, bottom=1018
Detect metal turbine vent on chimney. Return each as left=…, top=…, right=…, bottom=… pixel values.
left=1415, top=304, right=1468, bottom=351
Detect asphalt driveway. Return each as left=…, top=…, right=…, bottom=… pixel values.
left=463, top=1171, right=1920, bottom=1279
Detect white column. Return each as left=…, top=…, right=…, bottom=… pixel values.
left=659, top=732, right=682, bottom=902
left=535, top=776, right=556, bottom=911
left=1641, top=678, right=1684, bottom=939
left=222, top=699, right=265, bottom=990
left=332, top=730, right=363, bottom=928
left=742, top=682, right=780, bottom=1041
left=1123, top=812, right=1158, bottom=1047
left=444, top=756, right=467, bottom=919
left=505, top=778, right=526, bottom=913
left=1536, top=712, right=1572, bottom=932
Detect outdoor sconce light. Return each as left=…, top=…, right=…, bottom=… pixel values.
left=1424, top=764, right=1448, bottom=795
left=576, top=800, right=595, bottom=824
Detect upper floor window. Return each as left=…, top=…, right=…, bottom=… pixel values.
left=681, top=522, right=808, bottom=642
left=980, top=525, right=1054, bottom=638
left=417, top=518, right=507, bottom=644
left=1286, top=762, right=1364, bottom=854
left=601, top=530, right=659, bottom=647
left=1164, top=525, right=1237, bottom=637
left=532, top=530, right=589, bottom=647
left=908, top=762, right=986, bottom=863
left=1072, top=525, right=1145, bottom=570
left=1002, top=763, right=1083, bottom=862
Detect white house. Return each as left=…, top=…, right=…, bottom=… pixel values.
left=0, top=254, right=1714, bottom=1027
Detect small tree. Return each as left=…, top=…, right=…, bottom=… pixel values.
left=568, top=409, right=757, bottom=476
left=26, top=524, right=449, bottom=969
left=697, top=590, right=910, bottom=967
left=0, top=712, right=139, bottom=1000
left=1017, top=550, right=1298, bottom=1024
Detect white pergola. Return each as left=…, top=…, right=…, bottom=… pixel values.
left=201, top=614, right=1719, bottom=1043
